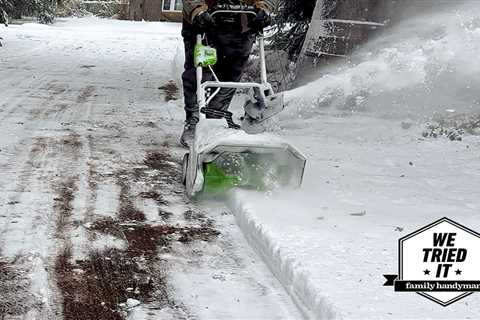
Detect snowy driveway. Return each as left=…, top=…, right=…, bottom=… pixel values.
left=0, top=18, right=300, bottom=320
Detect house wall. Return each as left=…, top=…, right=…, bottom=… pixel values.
left=160, top=11, right=182, bottom=22
left=294, top=0, right=398, bottom=86
left=127, top=0, right=182, bottom=21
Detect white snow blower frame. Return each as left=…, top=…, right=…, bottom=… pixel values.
left=182, top=5, right=307, bottom=198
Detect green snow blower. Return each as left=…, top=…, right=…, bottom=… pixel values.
left=181, top=5, right=306, bottom=198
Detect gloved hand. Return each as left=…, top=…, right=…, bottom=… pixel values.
left=250, top=9, right=272, bottom=32
left=193, top=11, right=215, bottom=31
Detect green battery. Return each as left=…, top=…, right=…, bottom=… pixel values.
left=194, top=43, right=218, bottom=67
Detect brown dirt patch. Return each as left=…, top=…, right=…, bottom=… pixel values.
left=58, top=210, right=217, bottom=319
left=183, top=209, right=206, bottom=221
left=46, top=82, right=67, bottom=95
left=158, top=81, right=178, bottom=102
left=54, top=178, right=78, bottom=238
left=89, top=217, right=219, bottom=257
left=139, top=190, right=168, bottom=206
left=77, top=85, right=96, bottom=103
left=119, top=204, right=146, bottom=222
left=86, top=135, right=98, bottom=214
left=0, top=257, right=39, bottom=318
left=143, top=151, right=181, bottom=184
left=55, top=247, right=152, bottom=320
left=117, top=173, right=146, bottom=222
left=158, top=209, right=173, bottom=221
left=89, top=217, right=123, bottom=238
left=61, top=134, right=83, bottom=149
left=144, top=151, right=177, bottom=170
left=177, top=225, right=220, bottom=243
left=55, top=147, right=217, bottom=319
left=30, top=137, right=49, bottom=154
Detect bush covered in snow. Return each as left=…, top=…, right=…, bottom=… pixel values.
left=56, top=0, right=89, bottom=17
left=0, top=0, right=56, bottom=24
left=57, top=0, right=125, bottom=18
left=271, top=0, right=316, bottom=60
left=423, top=114, right=480, bottom=141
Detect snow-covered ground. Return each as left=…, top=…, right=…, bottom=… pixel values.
left=0, top=17, right=300, bottom=319
left=229, top=1, right=480, bottom=319
left=2, top=1, right=480, bottom=318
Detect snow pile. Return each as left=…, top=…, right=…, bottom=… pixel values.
left=194, top=119, right=299, bottom=153
left=229, top=192, right=339, bottom=319
left=230, top=143, right=480, bottom=318
left=230, top=1, right=480, bottom=318
left=287, top=1, right=480, bottom=121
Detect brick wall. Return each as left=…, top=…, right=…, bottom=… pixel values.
left=127, top=0, right=182, bottom=21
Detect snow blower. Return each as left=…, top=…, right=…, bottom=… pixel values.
left=182, top=5, right=306, bottom=198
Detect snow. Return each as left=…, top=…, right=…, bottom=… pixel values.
left=168, top=203, right=302, bottom=320
left=288, top=1, right=480, bottom=121
left=126, top=298, right=141, bottom=308
left=0, top=17, right=302, bottom=319
left=230, top=126, right=480, bottom=318
left=194, top=119, right=298, bottom=153
left=187, top=119, right=306, bottom=196
left=228, top=1, right=480, bottom=319
left=1, top=17, right=185, bottom=317
left=2, top=2, right=480, bottom=318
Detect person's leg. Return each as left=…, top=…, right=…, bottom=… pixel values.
left=181, top=25, right=199, bottom=124
left=206, top=32, right=255, bottom=113
left=180, top=22, right=203, bottom=147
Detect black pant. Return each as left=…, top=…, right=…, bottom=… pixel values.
left=181, top=21, right=255, bottom=122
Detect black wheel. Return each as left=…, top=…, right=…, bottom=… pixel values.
left=182, top=153, right=189, bottom=186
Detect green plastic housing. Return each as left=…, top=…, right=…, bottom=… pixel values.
left=194, top=44, right=217, bottom=67
left=201, top=150, right=303, bottom=195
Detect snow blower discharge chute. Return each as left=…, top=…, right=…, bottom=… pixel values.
left=182, top=5, right=306, bottom=198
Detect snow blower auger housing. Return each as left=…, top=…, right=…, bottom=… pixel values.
left=182, top=121, right=306, bottom=198
left=182, top=5, right=306, bottom=198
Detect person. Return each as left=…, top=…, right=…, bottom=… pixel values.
left=180, top=0, right=273, bottom=147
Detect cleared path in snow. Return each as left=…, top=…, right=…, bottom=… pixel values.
left=0, top=18, right=301, bottom=320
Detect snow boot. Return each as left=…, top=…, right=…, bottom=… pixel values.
left=180, top=119, right=198, bottom=148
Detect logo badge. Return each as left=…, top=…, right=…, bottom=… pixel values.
left=384, top=217, right=480, bottom=306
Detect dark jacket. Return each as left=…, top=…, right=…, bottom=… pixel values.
left=182, top=0, right=273, bottom=24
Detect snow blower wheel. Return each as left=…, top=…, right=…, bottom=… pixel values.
left=182, top=153, right=189, bottom=186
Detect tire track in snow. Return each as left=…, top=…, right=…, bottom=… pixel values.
left=0, top=20, right=303, bottom=320
left=0, top=132, right=83, bottom=319
left=0, top=74, right=49, bottom=123
left=52, top=147, right=220, bottom=319
left=38, top=78, right=199, bottom=319
left=0, top=253, right=42, bottom=319
left=0, top=72, right=93, bottom=318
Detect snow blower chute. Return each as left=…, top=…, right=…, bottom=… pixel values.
left=182, top=5, right=306, bottom=198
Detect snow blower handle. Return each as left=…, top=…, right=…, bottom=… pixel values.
left=209, top=4, right=257, bottom=17
left=208, top=4, right=267, bottom=84
left=209, top=6, right=267, bottom=85
left=195, top=5, right=273, bottom=118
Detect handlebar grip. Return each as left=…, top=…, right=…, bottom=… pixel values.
left=210, top=4, right=257, bottom=13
